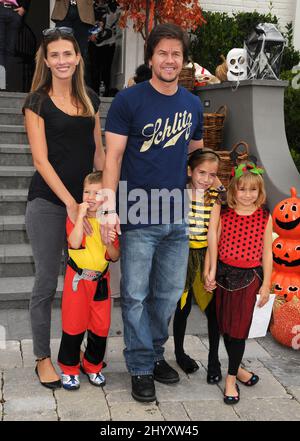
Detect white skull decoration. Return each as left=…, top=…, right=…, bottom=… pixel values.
left=226, top=48, right=248, bottom=81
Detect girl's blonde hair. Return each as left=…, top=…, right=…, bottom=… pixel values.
left=30, top=30, right=95, bottom=117
left=227, top=164, right=266, bottom=208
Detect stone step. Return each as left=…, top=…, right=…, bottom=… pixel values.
left=0, top=275, right=64, bottom=309
left=0, top=124, right=28, bottom=144
left=0, top=144, right=32, bottom=166
left=0, top=108, right=24, bottom=125
left=0, top=165, right=34, bottom=189
left=0, top=243, right=65, bottom=277
left=0, top=189, right=27, bottom=215
left=0, top=215, right=28, bottom=244
left=0, top=92, right=26, bottom=109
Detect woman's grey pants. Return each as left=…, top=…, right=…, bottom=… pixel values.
left=25, top=198, right=67, bottom=358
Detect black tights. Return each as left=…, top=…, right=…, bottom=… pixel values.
left=223, top=334, right=245, bottom=376
left=173, top=289, right=221, bottom=375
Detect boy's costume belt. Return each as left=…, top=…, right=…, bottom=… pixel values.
left=67, top=257, right=108, bottom=292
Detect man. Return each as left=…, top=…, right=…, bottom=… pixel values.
left=51, top=0, right=95, bottom=61
left=0, top=0, right=31, bottom=90
left=101, top=23, right=204, bottom=403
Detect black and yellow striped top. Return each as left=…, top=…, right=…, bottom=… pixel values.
left=188, top=188, right=219, bottom=249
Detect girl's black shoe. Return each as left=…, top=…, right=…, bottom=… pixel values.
left=207, top=373, right=222, bottom=384
left=224, top=384, right=240, bottom=405
left=176, top=353, right=199, bottom=374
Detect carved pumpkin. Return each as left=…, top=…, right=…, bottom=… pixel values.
left=272, top=238, right=300, bottom=273
left=272, top=187, right=300, bottom=239
left=270, top=296, right=300, bottom=348
left=271, top=271, right=300, bottom=301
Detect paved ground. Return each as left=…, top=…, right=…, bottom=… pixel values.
left=0, top=304, right=300, bottom=421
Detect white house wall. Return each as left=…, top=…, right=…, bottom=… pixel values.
left=200, top=0, right=297, bottom=29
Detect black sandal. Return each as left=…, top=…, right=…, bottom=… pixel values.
left=35, top=357, right=62, bottom=390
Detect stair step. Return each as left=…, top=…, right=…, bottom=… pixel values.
left=0, top=165, right=34, bottom=189
left=0, top=243, right=65, bottom=277
left=0, top=108, right=23, bottom=125
left=0, top=144, right=32, bottom=166
left=0, top=92, right=26, bottom=109
left=0, top=124, right=27, bottom=144
left=0, top=188, right=27, bottom=215
left=0, top=275, right=64, bottom=309
left=0, top=215, right=28, bottom=244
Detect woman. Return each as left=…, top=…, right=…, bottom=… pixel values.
left=23, top=27, right=105, bottom=389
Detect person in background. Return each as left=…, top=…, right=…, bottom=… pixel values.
left=0, top=0, right=31, bottom=90
left=88, top=0, right=119, bottom=96
left=51, top=0, right=95, bottom=63
left=127, top=63, right=152, bottom=88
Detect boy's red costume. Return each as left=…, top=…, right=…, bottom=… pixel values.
left=58, top=217, right=119, bottom=376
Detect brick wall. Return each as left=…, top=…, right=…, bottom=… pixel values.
left=200, top=0, right=297, bottom=30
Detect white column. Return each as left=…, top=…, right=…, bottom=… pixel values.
left=293, top=0, right=300, bottom=51
left=124, top=23, right=145, bottom=86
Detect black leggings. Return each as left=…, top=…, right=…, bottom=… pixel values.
left=173, top=289, right=221, bottom=375
left=223, top=334, right=246, bottom=376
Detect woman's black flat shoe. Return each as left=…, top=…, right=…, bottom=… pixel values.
left=224, top=384, right=240, bottom=405
left=35, top=365, right=62, bottom=390
left=237, top=372, right=259, bottom=387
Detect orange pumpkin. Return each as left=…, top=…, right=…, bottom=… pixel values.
left=272, top=237, right=300, bottom=273
left=271, top=270, right=300, bottom=301
left=270, top=296, right=300, bottom=348
left=272, top=187, right=300, bottom=239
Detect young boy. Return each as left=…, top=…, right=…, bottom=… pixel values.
left=58, top=171, right=120, bottom=391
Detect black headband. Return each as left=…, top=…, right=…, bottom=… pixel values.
left=188, top=148, right=220, bottom=161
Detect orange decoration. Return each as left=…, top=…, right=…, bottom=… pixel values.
left=272, top=237, right=300, bottom=273
left=272, top=187, right=300, bottom=239
left=270, top=296, right=300, bottom=348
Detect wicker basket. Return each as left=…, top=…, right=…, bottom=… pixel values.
left=203, top=106, right=227, bottom=151
left=217, top=141, right=249, bottom=189
left=178, top=64, right=195, bottom=91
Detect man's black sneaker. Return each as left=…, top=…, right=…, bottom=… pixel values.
left=153, top=360, right=179, bottom=384
left=131, top=374, right=156, bottom=402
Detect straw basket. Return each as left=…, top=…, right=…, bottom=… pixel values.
left=178, top=64, right=195, bottom=91
left=217, top=141, right=249, bottom=189
left=203, top=106, right=227, bottom=151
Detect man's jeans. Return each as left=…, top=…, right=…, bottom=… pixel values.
left=120, top=223, right=189, bottom=376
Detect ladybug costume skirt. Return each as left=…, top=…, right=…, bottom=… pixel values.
left=215, top=261, right=263, bottom=339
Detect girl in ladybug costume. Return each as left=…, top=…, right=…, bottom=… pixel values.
left=206, top=162, right=273, bottom=404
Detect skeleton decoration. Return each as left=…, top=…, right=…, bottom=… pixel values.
left=226, top=48, right=248, bottom=81
left=245, top=23, right=285, bottom=80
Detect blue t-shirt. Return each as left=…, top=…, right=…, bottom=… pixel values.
left=105, top=81, right=203, bottom=231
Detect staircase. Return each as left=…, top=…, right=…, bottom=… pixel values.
left=0, top=92, right=116, bottom=309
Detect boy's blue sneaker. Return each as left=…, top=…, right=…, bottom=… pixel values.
left=61, top=373, right=80, bottom=391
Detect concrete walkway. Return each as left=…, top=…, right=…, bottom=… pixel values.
left=1, top=305, right=300, bottom=421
